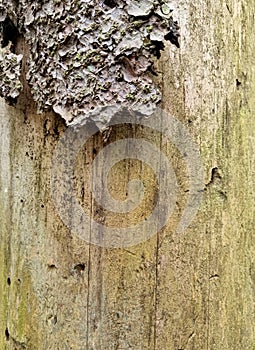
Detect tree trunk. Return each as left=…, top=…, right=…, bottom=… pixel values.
left=1, top=1, right=255, bottom=349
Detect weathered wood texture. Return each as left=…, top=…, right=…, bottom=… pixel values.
left=1, top=0, right=255, bottom=349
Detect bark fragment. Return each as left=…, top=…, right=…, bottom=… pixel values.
left=0, top=0, right=180, bottom=125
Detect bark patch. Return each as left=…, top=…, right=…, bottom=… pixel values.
left=0, top=1, right=180, bottom=125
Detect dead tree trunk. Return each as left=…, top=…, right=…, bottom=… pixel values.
left=0, top=1, right=255, bottom=349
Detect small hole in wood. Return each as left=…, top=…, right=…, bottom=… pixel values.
left=5, top=328, right=9, bottom=340
left=48, top=264, right=57, bottom=270
left=74, top=263, right=85, bottom=273
left=236, top=79, right=242, bottom=88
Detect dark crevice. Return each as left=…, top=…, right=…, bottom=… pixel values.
left=104, top=0, right=117, bottom=8
left=164, top=21, right=180, bottom=48
left=150, top=40, right=165, bottom=59
left=151, top=20, right=180, bottom=58
left=0, top=17, right=19, bottom=50
left=5, top=328, right=10, bottom=340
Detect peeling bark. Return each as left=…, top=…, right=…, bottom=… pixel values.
left=0, top=0, right=179, bottom=125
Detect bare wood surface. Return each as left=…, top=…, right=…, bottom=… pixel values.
left=0, top=1, right=255, bottom=349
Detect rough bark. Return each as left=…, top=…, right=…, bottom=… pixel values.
left=1, top=0, right=255, bottom=349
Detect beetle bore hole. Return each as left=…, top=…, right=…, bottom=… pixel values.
left=74, top=263, right=85, bottom=273
left=5, top=328, right=9, bottom=340
left=48, top=264, right=57, bottom=270
left=236, top=79, right=242, bottom=88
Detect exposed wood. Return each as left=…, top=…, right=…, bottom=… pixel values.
left=1, top=1, right=255, bottom=349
